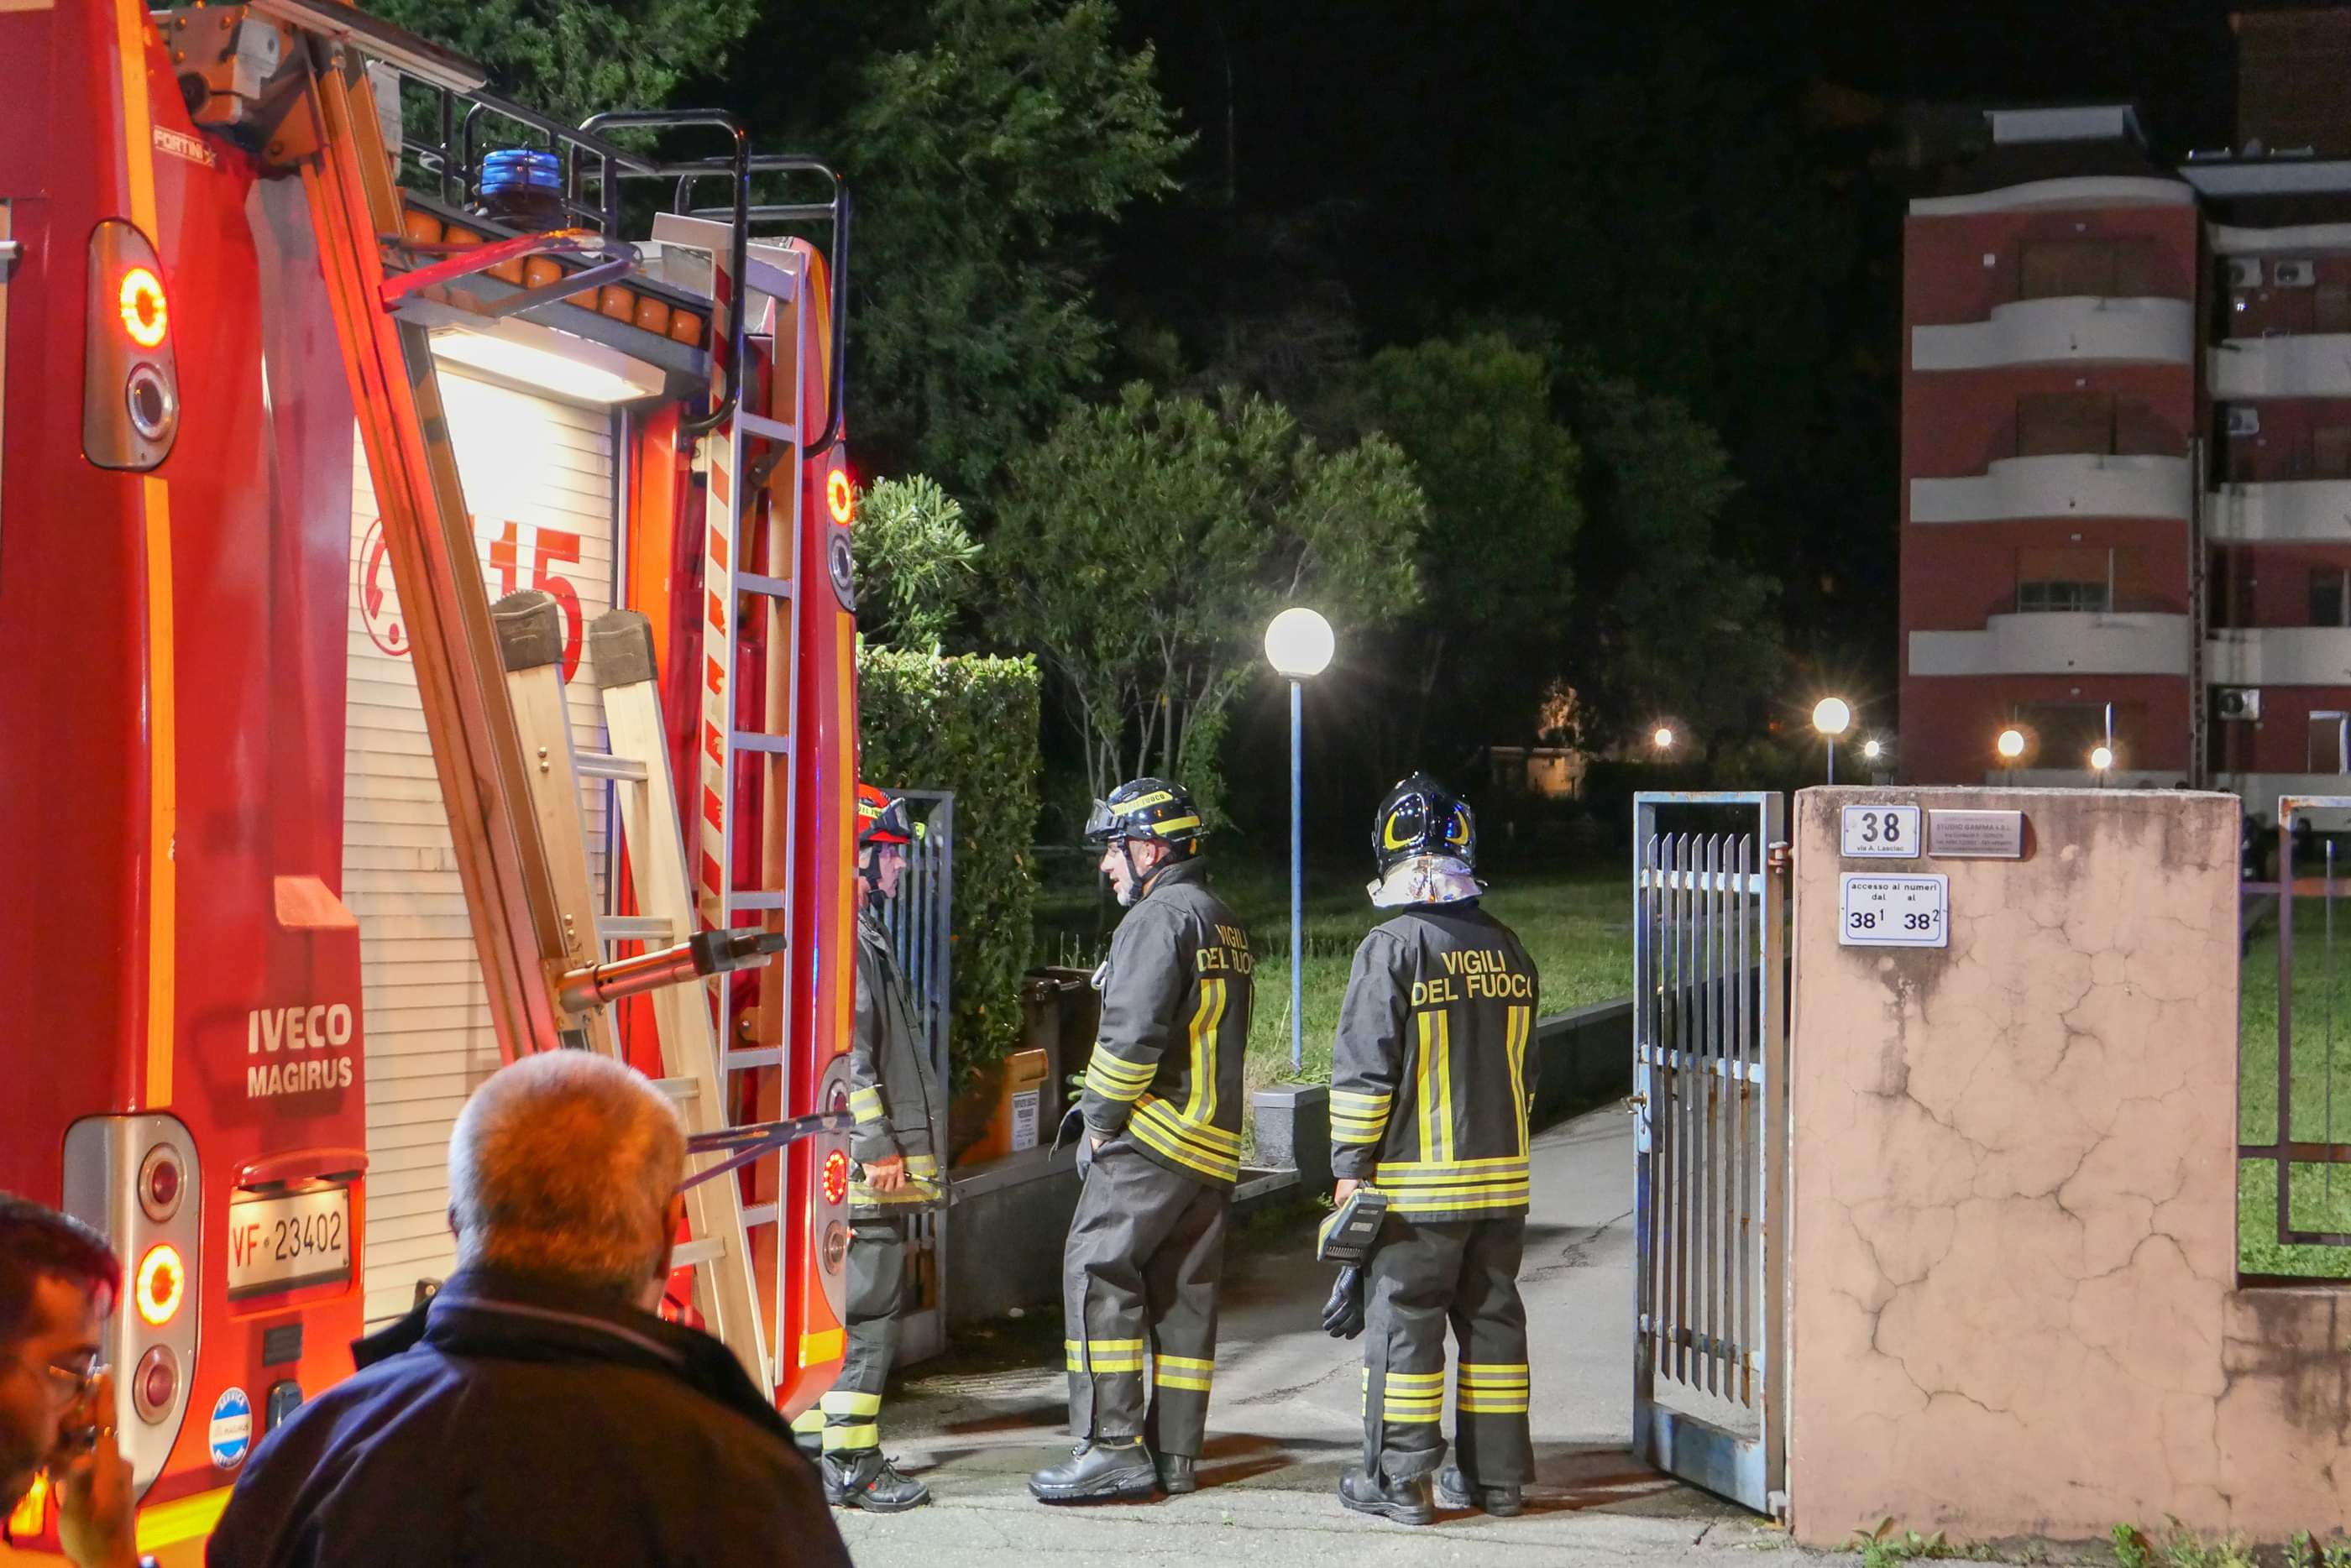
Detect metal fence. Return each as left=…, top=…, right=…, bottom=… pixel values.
left=2243, top=796, right=2351, bottom=1269
left=876, top=789, right=953, bottom=1361
left=1631, top=792, right=1788, bottom=1518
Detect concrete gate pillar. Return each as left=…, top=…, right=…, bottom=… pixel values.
left=1783, top=787, right=2351, bottom=1546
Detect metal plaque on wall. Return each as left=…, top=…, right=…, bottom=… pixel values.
left=1928, top=809, right=2024, bottom=860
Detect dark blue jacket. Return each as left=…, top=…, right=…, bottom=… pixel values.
left=206, top=1268, right=848, bottom=1568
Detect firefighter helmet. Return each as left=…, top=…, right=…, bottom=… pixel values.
left=1373, top=773, right=1475, bottom=877
left=857, top=782, right=917, bottom=849
left=1083, top=776, right=1205, bottom=855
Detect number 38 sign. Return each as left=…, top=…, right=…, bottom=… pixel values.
left=1838, top=873, right=1949, bottom=949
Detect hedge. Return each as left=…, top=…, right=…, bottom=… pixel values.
left=857, top=647, right=1041, bottom=1079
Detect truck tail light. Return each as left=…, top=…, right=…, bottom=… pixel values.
left=117, top=265, right=167, bottom=348
left=134, top=1244, right=185, bottom=1326
left=64, top=1115, right=201, bottom=1494
left=83, top=220, right=180, bottom=470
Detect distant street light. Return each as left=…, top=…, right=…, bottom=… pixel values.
left=1652, top=724, right=1677, bottom=752
left=1997, top=727, right=2027, bottom=762
left=1265, top=607, right=1335, bottom=1074
left=1812, top=698, right=1852, bottom=783
left=2090, top=744, right=2114, bottom=786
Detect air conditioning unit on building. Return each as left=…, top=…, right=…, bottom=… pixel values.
left=2226, top=405, right=2262, bottom=437
left=2276, top=259, right=2318, bottom=287
left=2217, top=687, right=2263, bottom=722
left=2228, top=256, right=2264, bottom=290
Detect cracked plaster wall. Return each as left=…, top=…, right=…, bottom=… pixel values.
left=1785, top=787, right=2351, bottom=1545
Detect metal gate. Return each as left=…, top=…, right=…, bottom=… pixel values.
left=876, top=789, right=954, bottom=1362
left=2248, top=795, right=2351, bottom=1263
left=1631, top=792, right=1788, bottom=1515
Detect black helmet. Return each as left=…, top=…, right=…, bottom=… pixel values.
left=1084, top=776, right=1206, bottom=857
left=1373, top=772, right=1474, bottom=877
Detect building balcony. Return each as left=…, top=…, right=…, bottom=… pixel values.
left=2207, top=480, right=2351, bottom=543
left=2210, top=335, right=2351, bottom=400
left=2207, top=628, right=2351, bottom=686
left=1909, top=612, right=2191, bottom=677
left=1909, top=453, right=2191, bottom=525
left=1911, top=296, right=2196, bottom=372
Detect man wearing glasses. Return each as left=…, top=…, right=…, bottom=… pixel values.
left=0, top=1194, right=143, bottom=1568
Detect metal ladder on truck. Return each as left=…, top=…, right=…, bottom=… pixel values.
left=491, top=595, right=778, bottom=1387
left=194, top=3, right=854, bottom=1392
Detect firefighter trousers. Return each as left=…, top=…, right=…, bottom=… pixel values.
left=791, top=1218, right=907, bottom=1456
left=1359, top=1215, right=1532, bottom=1486
left=1060, top=1141, right=1229, bottom=1458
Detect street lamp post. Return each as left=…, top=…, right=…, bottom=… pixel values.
left=1265, top=607, right=1334, bottom=1074
left=1812, top=698, right=1852, bottom=784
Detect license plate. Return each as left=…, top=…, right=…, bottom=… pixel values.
left=228, top=1186, right=353, bottom=1299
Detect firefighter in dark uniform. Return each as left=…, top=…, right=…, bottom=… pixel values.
left=1330, top=775, right=1540, bottom=1525
left=789, top=784, right=944, bottom=1512
left=1029, top=777, right=1254, bottom=1504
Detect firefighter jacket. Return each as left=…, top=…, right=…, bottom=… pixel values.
left=1330, top=901, right=1541, bottom=1221
left=849, top=910, right=945, bottom=1212
left=1077, top=858, right=1255, bottom=1189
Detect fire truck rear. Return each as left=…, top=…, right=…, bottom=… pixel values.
left=0, top=2, right=859, bottom=1554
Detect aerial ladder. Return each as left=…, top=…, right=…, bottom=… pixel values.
left=169, top=1, right=859, bottom=1404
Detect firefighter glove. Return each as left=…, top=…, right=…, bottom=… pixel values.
left=1322, top=1265, right=1366, bottom=1340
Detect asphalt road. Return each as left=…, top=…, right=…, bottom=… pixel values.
left=830, top=1106, right=1837, bottom=1567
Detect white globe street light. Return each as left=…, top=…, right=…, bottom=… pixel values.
left=1265, top=606, right=1335, bottom=679
left=2090, top=744, right=2114, bottom=786
left=1861, top=738, right=1884, bottom=763
left=1265, top=607, right=1335, bottom=1072
left=1652, top=724, right=1677, bottom=752
left=1811, top=697, right=1852, bottom=782
left=1998, top=727, right=2027, bottom=762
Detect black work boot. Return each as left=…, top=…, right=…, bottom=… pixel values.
left=1435, top=1465, right=1524, bottom=1518
left=824, top=1450, right=931, bottom=1513
left=1029, top=1438, right=1160, bottom=1503
left=1156, top=1454, right=1197, bottom=1495
left=1338, top=1466, right=1435, bottom=1526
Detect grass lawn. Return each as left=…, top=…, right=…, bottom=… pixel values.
left=1034, top=855, right=1633, bottom=1139
left=2238, top=905, right=2351, bottom=1278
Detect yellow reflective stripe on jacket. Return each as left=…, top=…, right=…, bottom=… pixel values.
left=1412, top=1011, right=1456, bottom=1164
left=1179, top=978, right=1228, bottom=1126
left=1506, top=1005, right=1532, bottom=1156
left=1373, top=1157, right=1531, bottom=1215
left=849, top=1085, right=887, bottom=1124
left=1155, top=1353, right=1214, bottom=1393
left=1084, top=1043, right=1156, bottom=1103
left=1130, top=1094, right=1242, bottom=1183
left=1331, top=1087, right=1391, bottom=1146
left=1066, top=1337, right=1148, bottom=1373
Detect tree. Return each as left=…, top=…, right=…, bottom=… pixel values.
left=989, top=384, right=1425, bottom=821
left=851, top=476, right=982, bottom=650
left=1341, top=332, right=1583, bottom=770
left=368, top=0, right=759, bottom=124
left=1556, top=360, right=1788, bottom=755
left=840, top=0, right=1191, bottom=492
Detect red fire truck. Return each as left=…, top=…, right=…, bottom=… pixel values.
left=0, top=1, right=859, bottom=1555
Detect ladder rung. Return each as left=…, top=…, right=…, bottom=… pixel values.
left=737, top=572, right=793, bottom=598
left=729, top=891, right=786, bottom=912
left=672, top=1237, right=725, bottom=1269
left=600, top=916, right=673, bottom=943
left=730, top=730, right=791, bottom=755
left=741, top=1203, right=778, bottom=1229
left=736, top=411, right=798, bottom=444
left=574, top=751, right=649, bottom=782
left=725, top=1048, right=782, bottom=1072
left=651, top=1077, right=699, bottom=1101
